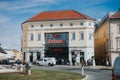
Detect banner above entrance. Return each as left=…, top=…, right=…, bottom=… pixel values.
left=45, top=32, right=69, bottom=47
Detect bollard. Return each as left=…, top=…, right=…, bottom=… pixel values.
left=27, top=69, right=31, bottom=75
left=81, top=66, right=85, bottom=76
left=25, top=63, right=31, bottom=75
left=15, top=63, right=18, bottom=70
left=19, top=64, right=23, bottom=72
left=12, top=63, right=15, bottom=69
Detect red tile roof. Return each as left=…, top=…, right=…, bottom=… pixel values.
left=27, top=10, right=95, bottom=22
left=110, top=9, right=120, bottom=19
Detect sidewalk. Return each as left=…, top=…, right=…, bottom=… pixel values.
left=0, top=65, right=18, bottom=73
left=56, top=65, right=112, bottom=70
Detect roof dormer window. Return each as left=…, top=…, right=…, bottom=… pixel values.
left=70, top=23, right=73, bottom=26
left=50, top=24, right=53, bottom=27
left=80, top=22, right=84, bottom=26
left=31, top=25, right=34, bottom=28
left=40, top=24, right=43, bottom=27
left=60, top=23, right=63, bottom=27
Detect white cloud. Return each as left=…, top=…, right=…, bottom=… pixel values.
left=0, top=0, right=59, bottom=13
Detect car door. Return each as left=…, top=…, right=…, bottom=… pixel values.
left=43, top=59, right=48, bottom=65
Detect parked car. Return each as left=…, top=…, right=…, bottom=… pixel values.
left=15, top=59, right=22, bottom=64
left=36, top=57, right=56, bottom=66
left=112, top=55, right=120, bottom=80
left=7, top=58, right=15, bottom=64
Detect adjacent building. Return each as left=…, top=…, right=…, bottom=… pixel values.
left=0, top=44, right=7, bottom=61
left=12, top=49, right=22, bottom=60
left=94, top=9, right=120, bottom=66
left=21, top=10, right=95, bottom=65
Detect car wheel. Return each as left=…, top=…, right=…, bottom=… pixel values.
left=48, top=63, right=51, bottom=66
left=37, top=63, right=40, bottom=66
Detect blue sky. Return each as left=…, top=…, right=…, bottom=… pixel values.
left=0, top=0, right=120, bottom=51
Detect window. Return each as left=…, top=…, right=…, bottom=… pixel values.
left=31, top=25, right=34, bottom=28
left=118, top=25, right=120, bottom=33
left=70, top=23, right=73, bottom=26
left=118, top=39, right=120, bottom=48
left=23, top=36, right=26, bottom=42
left=72, top=32, right=76, bottom=40
left=50, top=24, right=53, bottom=27
left=80, top=23, right=84, bottom=26
left=89, top=33, right=92, bottom=40
left=88, top=23, right=91, bottom=26
left=40, top=24, right=43, bottom=27
left=60, top=23, right=63, bottom=27
left=30, top=34, right=34, bottom=41
left=80, top=31, right=84, bottom=40
left=38, top=33, right=41, bottom=41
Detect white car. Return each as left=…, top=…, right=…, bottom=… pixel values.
left=36, top=57, right=56, bottom=66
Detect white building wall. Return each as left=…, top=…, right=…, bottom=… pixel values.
left=22, top=19, right=95, bottom=64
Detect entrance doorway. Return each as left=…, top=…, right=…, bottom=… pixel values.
left=37, top=52, right=41, bottom=60
left=30, top=52, right=33, bottom=62
left=45, top=47, right=68, bottom=64
left=72, top=52, right=77, bottom=66
left=80, top=52, right=85, bottom=65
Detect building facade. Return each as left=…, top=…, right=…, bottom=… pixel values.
left=21, top=10, right=95, bottom=65
left=94, top=9, right=120, bottom=66
left=0, top=45, right=7, bottom=61
left=12, top=49, right=22, bottom=60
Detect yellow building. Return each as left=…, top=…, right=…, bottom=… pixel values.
left=94, top=9, right=120, bottom=66
left=21, top=10, right=95, bottom=65
left=12, top=49, right=22, bottom=60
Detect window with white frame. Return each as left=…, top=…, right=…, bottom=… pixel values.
left=38, top=33, right=41, bottom=41
left=118, top=25, right=120, bottom=33
left=89, top=23, right=91, bottom=26
left=30, top=34, right=34, bottom=41
left=79, top=31, right=84, bottom=40
left=72, top=32, right=76, bottom=40
left=89, top=33, right=92, bottom=40
left=23, top=36, right=26, bottom=42
left=118, top=39, right=120, bottom=48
